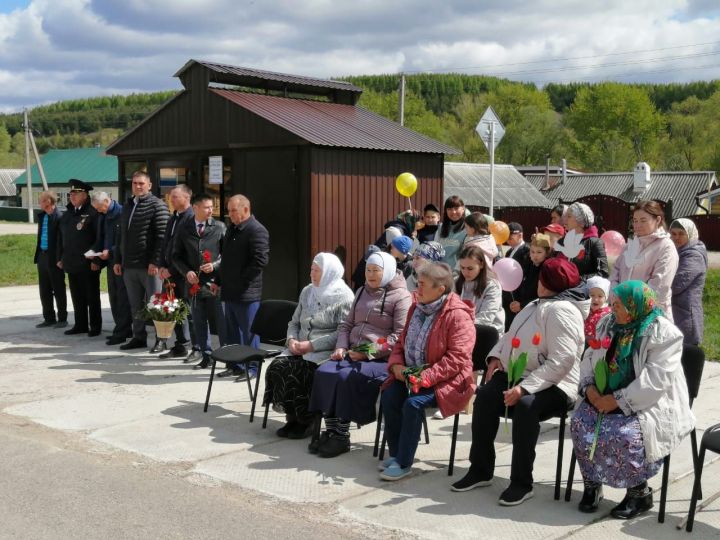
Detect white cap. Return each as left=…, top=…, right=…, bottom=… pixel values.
left=586, top=276, right=610, bottom=298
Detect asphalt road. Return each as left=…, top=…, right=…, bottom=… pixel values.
left=0, top=413, right=390, bottom=540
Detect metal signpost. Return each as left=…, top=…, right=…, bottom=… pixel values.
left=475, top=106, right=505, bottom=217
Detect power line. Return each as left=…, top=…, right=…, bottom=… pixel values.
left=528, top=62, right=720, bottom=85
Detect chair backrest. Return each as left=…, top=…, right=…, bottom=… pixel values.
left=472, top=324, right=500, bottom=372
left=250, top=299, right=298, bottom=345
left=681, top=344, right=705, bottom=404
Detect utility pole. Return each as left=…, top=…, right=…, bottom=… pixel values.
left=398, top=73, right=405, bottom=126
left=24, top=109, right=33, bottom=224
left=29, top=128, right=48, bottom=191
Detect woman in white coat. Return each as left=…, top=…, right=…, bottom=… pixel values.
left=570, top=280, right=694, bottom=519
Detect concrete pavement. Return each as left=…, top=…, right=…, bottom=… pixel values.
left=1, top=284, right=719, bottom=539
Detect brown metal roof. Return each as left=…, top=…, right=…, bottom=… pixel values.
left=211, top=88, right=459, bottom=154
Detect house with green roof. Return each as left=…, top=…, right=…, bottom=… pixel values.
left=13, top=147, right=118, bottom=208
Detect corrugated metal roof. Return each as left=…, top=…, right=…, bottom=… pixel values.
left=211, top=88, right=459, bottom=155
left=444, top=162, right=551, bottom=208
left=0, top=169, right=23, bottom=197
left=175, top=60, right=363, bottom=94
left=13, top=147, right=118, bottom=186
left=526, top=172, right=716, bottom=218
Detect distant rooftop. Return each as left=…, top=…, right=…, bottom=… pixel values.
left=13, top=147, right=117, bottom=186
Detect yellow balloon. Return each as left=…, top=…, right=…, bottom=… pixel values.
left=490, top=220, right=510, bottom=244
left=395, top=172, right=417, bottom=198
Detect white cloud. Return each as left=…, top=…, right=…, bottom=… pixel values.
left=0, top=0, right=718, bottom=111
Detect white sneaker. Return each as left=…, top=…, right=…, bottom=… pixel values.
left=432, top=410, right=443, bottom=420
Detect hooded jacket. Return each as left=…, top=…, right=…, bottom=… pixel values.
left=488, top=288, right=589, bottom=403
left=384, top=292, right=477, bottom=417
left=610, top=228, right=678, bottom=321
left=335, top=271, right=412, bottom=358
left=578, top=315, right=694, bottom=463
left=671, top=240, right=708, bottom=345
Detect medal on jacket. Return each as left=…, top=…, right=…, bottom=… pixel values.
left=77, top=215, right=88, bottom=231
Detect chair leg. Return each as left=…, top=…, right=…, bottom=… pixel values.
left=555, top=414, right=566, bottom=500
left=379, top=432, right=387, bottom=461
left=249, top=361, right=263, bottom=423
left=262, top=400, right=270, bottom=429
left=565, top=451, right=576, bottom=502
left=690, top=428, right=703, bottom=500
left=658, top=454, right=670, bottom=523
left=422, top=414, right=430, bottom=444
left=686, top=446, right=706, bottom=533
left=311, top=414, right=322, bottom=443
left=203, top=359, right=217, bottom=413
left=374, top=401, right=384, bottom=458
left=244, top=364, right=254, bottom=401
left=448, top=413, right=460, bottom=476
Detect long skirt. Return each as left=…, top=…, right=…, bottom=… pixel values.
left=570, top=399, right=662, bottom=488
left=308, top=358, right=387, bottom=425
left=262, top=356, right=318, bottom=423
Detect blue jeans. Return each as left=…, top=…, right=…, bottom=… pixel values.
left=190, top=295, right=226, bottom=354
left=381, top=380, right=437, bottom=468
left=225, top=300, right=260, bottom=372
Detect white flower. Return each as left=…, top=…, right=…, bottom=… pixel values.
left=147, top=302, right=155, bottom=309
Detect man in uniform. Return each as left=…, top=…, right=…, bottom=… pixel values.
left=56, top=179, right=102, bottom=336
left=34, top=190, right=67, bottom=328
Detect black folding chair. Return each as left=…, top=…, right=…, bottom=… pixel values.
left=203, top=299, right=297, bottom=423
left=686, top=422, right=720, bottom=532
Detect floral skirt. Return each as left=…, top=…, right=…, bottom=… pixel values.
left=262, top=356, right=318, bottom=423
left=570, top=399, right=662, bottom=489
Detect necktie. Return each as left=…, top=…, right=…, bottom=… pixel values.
left=197, top=223, right=204, bottom=236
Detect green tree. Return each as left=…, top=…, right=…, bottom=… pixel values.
left=0, top=124, right=11, bottom=154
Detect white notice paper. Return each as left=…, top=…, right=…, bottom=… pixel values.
left=209, top=156, right=223, bottom=184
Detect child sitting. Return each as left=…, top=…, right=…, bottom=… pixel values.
left=584, top=276, right=612, bottom=345
left=508, top=233, right=552, bottom=319
left=390, top=235, right=413, bottom=279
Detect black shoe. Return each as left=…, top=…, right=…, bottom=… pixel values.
left=149, top=339, right=167, bottom=354
left=106, top=335, right=127, bottom=345
left=184, top=349, right=203, bottom=364
left=317, top=432, right=351, bottom=458
left=610, top=488, right=653, bottom=520
left=450, top=471, right=493, bottom=492
left=119, top=338, right=148, bottom=350
left=64, top=326, right=88, bottom=335
left=36, top=320, right=55, bottom=328
left=53, top=320, right=68, bottom=329
left=193, top=357, right=210, bottom=370
left=308, top=431, right=330, bottom=454
left=234, top=367, right=258, bottom=382
left=276, top=421, right=297, bottom=438
left=578, top=482, right=604, bottom=513
left=88, top=328, right=102, bottom=337
left=498, top=484, right=534, bottom=506
left=216, top=368, right=235, bottom=378
left=159, top=344, right=188, bottom=359
left=287, top=422, right=313, bottom=440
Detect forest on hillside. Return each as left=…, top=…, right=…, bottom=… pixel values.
left=1, top=75, right=719, bottom=174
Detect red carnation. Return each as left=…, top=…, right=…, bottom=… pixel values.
left=511, top=337, right=521, bottom=349
left=202, top=250, right=212, bottom=263
left=189, top=283, right=200, bottom=297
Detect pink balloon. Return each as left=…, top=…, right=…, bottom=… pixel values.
left=601, top=230, right=626, bottom=257
left=494, top=257, right=524, bottom=292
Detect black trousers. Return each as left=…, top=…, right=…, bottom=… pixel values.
left=469, top=371, right=568, bottom=489
left=106, top=268, right=132, bottom=338
left=67, top=270, right=102, bottom=332
left=37, top=252, right=67, bottom=323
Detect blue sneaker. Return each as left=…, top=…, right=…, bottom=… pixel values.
left=378, top=457, right=398, bottom=471
left=380, top=463, right=412, bottom=481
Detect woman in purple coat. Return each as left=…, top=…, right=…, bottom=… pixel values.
left=308, top=252, right=412, bottom=458
left=670, top=219, right=708, bottom=345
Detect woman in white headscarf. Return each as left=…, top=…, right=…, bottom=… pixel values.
left=670, top=219, right=708, bottom=345
left=263, top=253, right=354, bottom=439
left=308, top=251, right=412, bottom=458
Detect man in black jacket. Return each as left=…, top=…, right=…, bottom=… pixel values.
left=113, top=170, right=170, bottom=351
left=218, top=194, right=269, bottom=378
left=57, top=179, right=101, bottom=336
left=157, top=184, right=195, bottom=358
left=34, top=190, right=67, bottom=328
left=91, top=191, right=132, bottom=345
left=172, top=193, right=227, bottom=369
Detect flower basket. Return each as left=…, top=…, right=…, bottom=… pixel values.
left=137, top=280, right=189, bottom=325
left=153, top=320, right=176, bottom=339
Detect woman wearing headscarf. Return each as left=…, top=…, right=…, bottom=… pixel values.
left=263, top=253, right=354, bottom=439
left=570, top=281, right=694, bottom=519
left=309, top=251, right=412, bottom=458
left=669, top=219, right=708, bottom=346
left=406, top=241, right=445, bottom=292
left=610, top=200, right=678, bottom=320
left=554, top=202, right=608, bottom=280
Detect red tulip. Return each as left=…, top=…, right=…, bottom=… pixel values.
left=588, top=338, right=601, bottom=350
left=601, top=336, right=611, bottom=349
left=532, top=332, right=542, bottom=346
left=411, top=384, right=420, bottom=394
left=408, top=375, right=418, bottom=385
left=377, top=337, right=387, bottom=345
left=511, top=337, right=521, bottom=349
left=189, top=283, right=200, bottom=297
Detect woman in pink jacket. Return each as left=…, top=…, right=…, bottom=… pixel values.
left=379, top=262, right=476, bottom=480
left=610, top=201, right=678, bottom=321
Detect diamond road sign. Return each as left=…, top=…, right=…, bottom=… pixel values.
left=475, top=106, right=505, bottom=152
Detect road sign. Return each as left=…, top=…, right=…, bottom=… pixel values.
left=475, top=106, right=505, bottom=153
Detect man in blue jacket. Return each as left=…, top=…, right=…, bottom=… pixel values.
left=34, top=190, right=67, bottom=328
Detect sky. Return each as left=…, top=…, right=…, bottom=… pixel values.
left=1, top=0, right=719, bottom=112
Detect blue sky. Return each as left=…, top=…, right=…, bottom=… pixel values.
left=0, top=0, right=719, bottom=112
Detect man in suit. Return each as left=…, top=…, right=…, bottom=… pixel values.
left=502, top=222, right=531, bottom=331
left=34, top=190, right=67, bottom=328
left=113, top=170, right=170, bottom=351
left=56, top=179, right=102, bottom=336
left=156, top=184, right=195, bottom=358
left=91, top=191, right=133, bottom=345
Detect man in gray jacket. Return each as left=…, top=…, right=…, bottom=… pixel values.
left=113, top=170, right=170, bottom=351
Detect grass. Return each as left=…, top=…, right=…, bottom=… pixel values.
left=0, top=233, right=718, bottom=359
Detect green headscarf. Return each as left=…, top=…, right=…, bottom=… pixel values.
left=607, top=280, right=663, bottom=390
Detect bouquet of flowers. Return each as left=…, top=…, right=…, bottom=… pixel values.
left=189, top=250, right=219, bottom=298
left=138, top=280, right=189, bottom=323
left=403, top=364, right=430, bottom=394
left=504, top=333, right=541, bottom=432
left=350, top=337, right=390, bottom=360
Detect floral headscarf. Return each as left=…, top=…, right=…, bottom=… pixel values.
left=607, top=280, right=663, bottom=390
